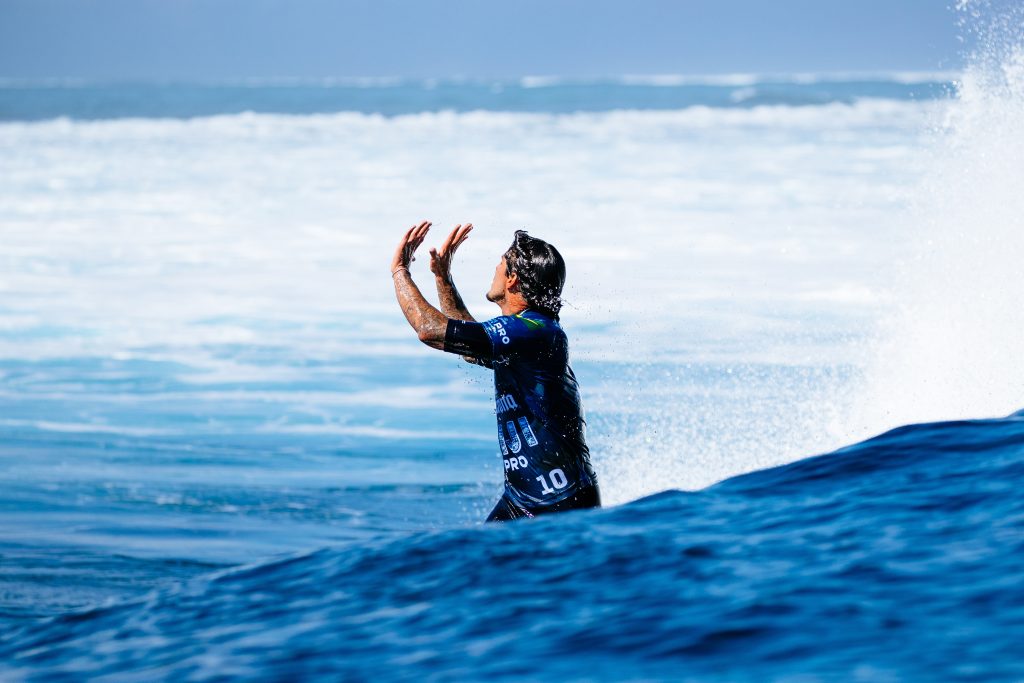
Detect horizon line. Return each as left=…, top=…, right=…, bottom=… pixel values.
left=0, top=70, right=962, bottom=89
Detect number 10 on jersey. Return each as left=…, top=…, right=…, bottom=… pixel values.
left=536, top=468, right=568, bottom=495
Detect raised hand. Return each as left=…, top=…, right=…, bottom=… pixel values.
left=391, top=220, right=431, bottom=274
left=429, top=223, right=473, bottom=280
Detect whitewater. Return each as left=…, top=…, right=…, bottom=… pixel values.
left=2, top=10, right=1024, bottom=680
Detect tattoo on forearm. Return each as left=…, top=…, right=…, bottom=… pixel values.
left=435, top=276, right=475, bottom=322
left=393, top=270, right=448, bottom=349
left=435, top=277, right=486, bottom=365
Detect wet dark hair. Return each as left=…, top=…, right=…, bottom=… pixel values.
left=504, top=230, right=566, bottom=319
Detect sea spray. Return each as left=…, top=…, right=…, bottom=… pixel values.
left=846, top=1, right=1024, bottom=437
left=597, top=3, right=1024, bottom=503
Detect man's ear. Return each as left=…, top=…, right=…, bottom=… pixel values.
left=506, top=271, right=520, bottom=292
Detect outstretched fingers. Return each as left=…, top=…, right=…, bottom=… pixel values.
left=439, top=224, right=461, bottom=254
left=392, top=225, right=416, bottom=268
left=393, top=220, right=432, bottom=272
left=410, top=221, right=431, bottom=254
left=440, top=223, right=473, bottom=258
left=452, top=223, right=473, bottom=250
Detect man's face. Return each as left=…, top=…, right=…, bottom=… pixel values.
left=486, top=256, right=509, bottom=304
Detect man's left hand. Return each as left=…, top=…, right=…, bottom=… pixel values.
left=430, top=222, right=473, bottom=281
left=391, top=220, right=431, bottom=274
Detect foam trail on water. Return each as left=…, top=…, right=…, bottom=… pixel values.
left=846, top=1, right=1024, bottom=438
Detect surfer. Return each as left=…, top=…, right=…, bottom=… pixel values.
left=391, top=220, right=600, bottom=521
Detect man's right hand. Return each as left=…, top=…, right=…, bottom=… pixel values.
left=429, top=223, right=473, bottom=281
left=392, top=220, right=431, bottom=274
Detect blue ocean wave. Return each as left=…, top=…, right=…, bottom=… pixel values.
left=0, top=75, right=955, bottom=121
left=4, top=412, right=1021, bottom=681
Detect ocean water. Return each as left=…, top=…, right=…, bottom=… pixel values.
left=3, top=12, right=1024, bottom=681
left=4, top=411, right=1023, bottom=680
left=0, top=74, right=952, bottom=121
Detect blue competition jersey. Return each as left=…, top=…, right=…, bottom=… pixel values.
left=444, top=310, right=597, bottom=509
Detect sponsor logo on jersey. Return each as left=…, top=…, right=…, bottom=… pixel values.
left=487, top=320, right=511, bottom=344
left=505, top=421, right=522, bottom=453
left=504, top=455, right=530, bottom=471
left=496, top=393, right=519, bottom=414
left=517, top=416, right=539, bottom=447
left=497, top=425, right=509, bottom=456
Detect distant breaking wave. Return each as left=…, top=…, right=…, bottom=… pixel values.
left=0, top=74, right=955, bottom=122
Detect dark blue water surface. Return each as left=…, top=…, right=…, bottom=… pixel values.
left=2, top=411, right=1021, bottom=681
left=0, top=76, right=953, bottom=121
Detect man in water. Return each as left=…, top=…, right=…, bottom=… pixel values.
left=391, top=220, right=600, bottom=521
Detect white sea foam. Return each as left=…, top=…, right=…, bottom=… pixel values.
left=0, top=418, right=176, bottom=437
left=516, top=72, right=958, bottom=89
left=842, top=13, right=1024, bottom=438
left=0, top=99, right=934, bottom=355
left=0, top=95, right=951, bottom=503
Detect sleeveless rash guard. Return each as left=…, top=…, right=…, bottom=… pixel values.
left=444, top=310, right=599, bottom=519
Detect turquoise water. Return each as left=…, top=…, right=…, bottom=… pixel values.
left=0, top=75, right=952, bottom=120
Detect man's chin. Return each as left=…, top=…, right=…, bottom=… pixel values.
left=486, top=292, right=500, bottom=303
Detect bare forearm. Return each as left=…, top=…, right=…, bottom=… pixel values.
left=434, top=275, right=488, bottom=365
left=435, top=275, right=476, bottom=322
left=393, top=269, right=448, bottom=349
